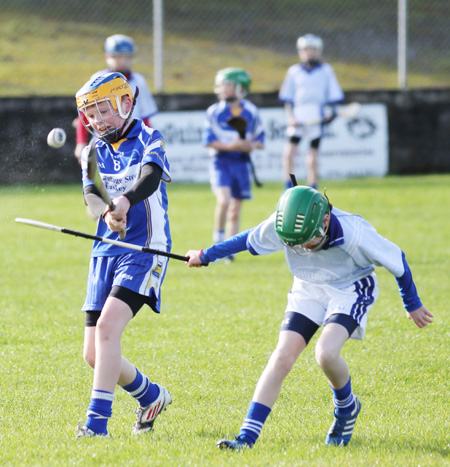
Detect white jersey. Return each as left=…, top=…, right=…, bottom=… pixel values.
left=279, top=62, right=344, bottom=124
left=92, top=69, right=158, bottom=120
left=248, top=208, right=405, bottom=289
left=200, top=207, right=422, bottom=313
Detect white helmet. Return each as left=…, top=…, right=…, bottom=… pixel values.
left=296, top=34, right=323, bottom=51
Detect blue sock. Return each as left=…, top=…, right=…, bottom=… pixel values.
left=85, top=389, right=114, bottom=435
left=122, top=368, right=160, bottom=407
left=238, top=401, right=271, bottom=446
left=309, top=183, right=318, bottom=190
left=331, top=378, right=356, bottom=416
left=284, top=180, right=293, bottom=190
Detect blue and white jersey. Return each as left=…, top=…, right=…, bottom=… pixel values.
left=92, top=69, right=158, bottom=120
left=81, top=120, right=171, bottom=257
left=202, top=99, right=265, bottom=160
left=279, top=62, right=344, bottom=124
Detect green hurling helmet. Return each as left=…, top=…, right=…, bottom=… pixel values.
left=275, top=186, right=330, bottom=246
left=214, top=67, right=251, bottom=98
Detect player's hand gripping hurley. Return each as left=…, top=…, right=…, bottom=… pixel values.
left=86, top=140, right=127, bottom=240
left=227, top=116, right=263, bottom=188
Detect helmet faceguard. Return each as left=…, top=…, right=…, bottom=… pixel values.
left=75, top=72, right=135, bottom=144
left=275, top=186, right=330, bottom=251
left=214, top=67, right=251, bottom=101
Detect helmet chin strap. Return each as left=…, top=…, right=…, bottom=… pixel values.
left=102, top=87, right=140, bottom=144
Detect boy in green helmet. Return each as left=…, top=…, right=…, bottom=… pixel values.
left=202, top=67, right=265, bottom=261
left=185, top=185, right=432, bottom=449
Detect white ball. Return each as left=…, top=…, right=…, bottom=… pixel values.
left=47, top=128, right=66, bottom=148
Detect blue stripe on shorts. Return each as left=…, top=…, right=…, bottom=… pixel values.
left=350, top=276, right=376, bottom=324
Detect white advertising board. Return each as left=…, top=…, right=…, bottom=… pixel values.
left=152, top=104, right=388, bottom=183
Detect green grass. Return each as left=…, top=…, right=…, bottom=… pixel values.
left=1, top=176, right=449, bottom=466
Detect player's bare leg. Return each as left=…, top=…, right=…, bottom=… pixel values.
left=92, top=297, right=135, bottom=391
left=217, top=330, right=306, bottom=450
left=315, top=323, right=361, bottom=446
left=252, top=330, right=307, bottom=408
left=77, top=297, right=135, bottom=437
left=214, top=186, right=231, bottom=242
left=83, top=312, right=137, bottom=388
left=225, top=198, right=242, bottom=239
left=306, top=147, right=319, bottom=189
left=315, top=323, right=350, bottom=389
left=282, top=142, right=298, bottom=187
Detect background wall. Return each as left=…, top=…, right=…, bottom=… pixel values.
left=0, top=88, right=449, bottom=185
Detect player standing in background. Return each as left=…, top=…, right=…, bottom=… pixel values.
left=74, top=72, right=171, bottom=438
left=203, top=68, right=265, bottom=260
left=185, top=185, right=433, bottom=449
left=279, top=34, right=344, bottom=190
left=74, top=34, right=158, bottom=164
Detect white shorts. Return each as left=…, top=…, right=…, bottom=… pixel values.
left=286, top=122, right=322, bottom=141
left=285, top=273, right=379, bottom=340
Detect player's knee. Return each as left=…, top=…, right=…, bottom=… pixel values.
left=271, top=346, right=298, bottom=374
left=95, top=315, right=118, bottom=343
left=216, top=197, right=230, bottom=211
left=315, top=342, right=338, bottom=370
left=227, top=206, right=240, bottom=223
left=83, top=348, right=96, bottom=369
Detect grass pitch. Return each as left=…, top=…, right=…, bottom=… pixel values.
left=1, top=176, right=449, bottom=466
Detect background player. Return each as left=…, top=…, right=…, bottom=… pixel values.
left=202, top=67, right=265, bottom=259
left=185, top=185, right=433, bottom=449
left=279, top=34, right=344, bottom=190
left=74, top=34, right=158, bottom=163
left=74, top=72, right=171, bottom=437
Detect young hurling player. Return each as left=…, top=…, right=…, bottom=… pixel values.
left=279, top=34, right=344, bottom=190
left=74, top=72, right=171, bottom=438
left=74, top=34, right=158, bottom=164
left=185, top=185, right=433, bottom=449
left=202, top=68, right=265, bottom=260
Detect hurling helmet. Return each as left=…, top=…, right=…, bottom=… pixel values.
left=104, top=34, right=135, bottom=55
left=214, top=67, right=251, bottom=99
left=75, top=72, right=134, bottom=143
left=296, top=34, right=323, bottom=51
left=275, top=186, right=330, bottom=246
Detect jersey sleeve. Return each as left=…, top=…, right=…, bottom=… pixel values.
left=76, top=116, right=89, bottom=144
left=80, top=144, right=95, bottom=190
left=325, top=65, right=344, bottom=104
left=132, top=73, right=158, bottom=120
left=201, top=229, right=253, bottom=264
left=201, top=107, right=218, bottom=146
left=395, top=252, right=423, bottom=312
left=142, top=129, right=171, bottom=182
left=278, top=66, right=295, bottom=104
left=354, top=218, right=422, bottom=311
left=248, top=212, right=284, bottom=255
left=249, top=106, right=265, bottom=145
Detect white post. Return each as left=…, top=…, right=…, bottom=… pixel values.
left=398, top=0, right=408, bottom=89
left=153, top=0, right=163, bottom=93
